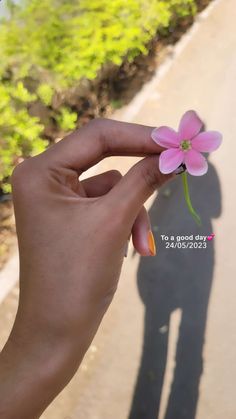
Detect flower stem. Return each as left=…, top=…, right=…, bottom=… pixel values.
left=181, top=172, right=201, bottom=226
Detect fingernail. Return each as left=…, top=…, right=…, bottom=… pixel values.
left=150, top=128, right=158, bottom=143
left=173, top=163, right=186, bottom=175
left=147, top=230, right=156, bottom=256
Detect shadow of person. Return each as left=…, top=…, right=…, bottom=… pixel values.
left=128, top=161, right=221, bottom=419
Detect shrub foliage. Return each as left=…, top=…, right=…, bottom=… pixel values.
left=0, top=0, right=197, bottom=192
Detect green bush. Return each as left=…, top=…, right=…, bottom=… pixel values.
left=1, top=0, right=196, bottom=87
left=0, top=0, right=197, bottom=193
left=0, top=82, right=47, bottom=192
left=55, top=107, right=78, bottom=131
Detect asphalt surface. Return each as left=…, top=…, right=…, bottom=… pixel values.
left=0, top=0, right=236, bottom=418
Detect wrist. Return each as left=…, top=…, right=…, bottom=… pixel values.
left=0, top=322, right=83, bottom=418
left=0, top=295, right=108, bottom=419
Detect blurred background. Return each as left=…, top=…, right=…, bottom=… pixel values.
left=0, top=0, right=235, bottom=418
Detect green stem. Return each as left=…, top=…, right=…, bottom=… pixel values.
left=181, top=171, right=201, bottom=226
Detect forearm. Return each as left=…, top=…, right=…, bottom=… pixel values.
left=0, top=301, right=105, bottom=419
left=0, top=328, right=78, bottom=418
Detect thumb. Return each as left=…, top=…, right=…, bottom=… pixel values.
left=102, top=155, right=176, bottom=224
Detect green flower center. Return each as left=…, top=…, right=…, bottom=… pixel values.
left=180, top=139, right=192, bottom=151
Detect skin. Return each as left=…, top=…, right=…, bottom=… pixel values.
left=0, top=118, right=175, bottom=418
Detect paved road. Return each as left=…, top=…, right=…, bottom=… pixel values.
left=1, top=0, right=236, bottom=418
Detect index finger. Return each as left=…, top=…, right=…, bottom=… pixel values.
left=45, top=118, right=164, bottom=174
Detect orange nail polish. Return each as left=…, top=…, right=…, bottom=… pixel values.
left=148, top=230, right=156, bottom=256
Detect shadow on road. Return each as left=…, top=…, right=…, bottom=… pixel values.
left=128, top=162, right=221, bottom=419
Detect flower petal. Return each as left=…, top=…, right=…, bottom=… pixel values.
left=159, top=148, right=184, bottom=174
left=191, top=131, right=222, bottom=152
left=184, top=149, right=208, bottom=176
left=151, top=126, right=180, bottom=148
left=178, top=110, right=203, bottom=139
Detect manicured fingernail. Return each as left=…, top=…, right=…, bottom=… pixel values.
left=173, top=163, right=186, bottom=175
left=147, top=230, right=156, bottom=256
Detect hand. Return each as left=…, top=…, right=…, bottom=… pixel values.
left=0, top=118, right=174, bottom=418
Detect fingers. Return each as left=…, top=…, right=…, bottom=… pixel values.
left=81, top=170, right=156, bottom=258
left=131, top=206, right=154, bottom=256
left=102, top=155, right=175, bottom=226
left=80, top=170, right=122, bottom=197
left=44, top=119, right=164, bottom=174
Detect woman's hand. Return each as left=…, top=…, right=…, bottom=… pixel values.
left=0, top=118, right=174, bottom=418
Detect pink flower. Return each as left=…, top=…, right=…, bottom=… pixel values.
left=151, top=110, right=222, bottom=176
